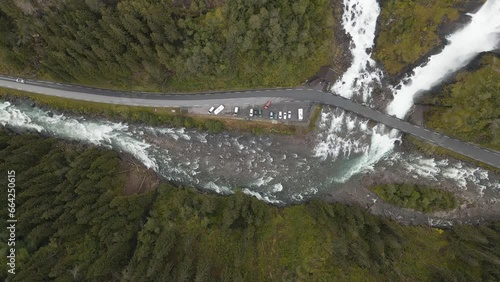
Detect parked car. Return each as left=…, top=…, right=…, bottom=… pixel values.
left=249, top=108, right=254, bottom=117
left=278, top=111, right=283, bottom=119
left=208, top=106, right=215, bottom=114
left=288, top=111, right=292, bottom=119
left=298, top=108, right=304, bottom=121
left=253, top=109, right=259, bottom=117
left=258, top=109, right=263, bottom=117
left=283, top=112, right=287, bottom=120
left=269, top=111, right=274, bottom=119
left=264, top=101, right=271, bottom=109
left=16, top=78, right=24, bottom=83
left=233, top=106, right=239, bottom=116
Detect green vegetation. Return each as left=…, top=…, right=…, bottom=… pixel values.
left=309, top=105, right=323, bottom=130
left=371, top=183, right=459, bottom=213
left=1, top=130, right=500, bottom=281
left=0, top=87, right=226, bottom=133
left=0, top=88, right=305, bottom=135
left=423, top=55, right=500, bottom=151
left=375, top=0, right=479, bottom=75
left=0, top=0, right=334, bottom=92
left=406, top=135, right=500, bottom=173
left=0, top=130, right=155, bottom=281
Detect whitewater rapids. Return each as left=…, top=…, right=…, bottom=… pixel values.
left=0, top=0, right=499, bottom=205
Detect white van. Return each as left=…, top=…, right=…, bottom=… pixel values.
left=298, top=108, right=304, bottom=121
left=214, top=105, right=225, bottom=115
left=233, top=106, right=239, bottom=116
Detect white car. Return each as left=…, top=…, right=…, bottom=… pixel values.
left=249, top=108, right=254, bottom=117
left=288, top=111, right=292, bottom=119
left=233, top=106, right=239, bottom=115
left=298, top=108, right=304, bottom=121
left=278, top=111, right=283, bottom=119
left=16, top=78, right=25, bottom=83
left=283, top=113, right=287, bottom=120
left=208, top=106, right=215, bottom=114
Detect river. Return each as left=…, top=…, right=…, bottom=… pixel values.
left=1, top=0, right=499, bottom=206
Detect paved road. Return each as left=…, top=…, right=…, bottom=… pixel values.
left=1, top=76, right=500, bottom=169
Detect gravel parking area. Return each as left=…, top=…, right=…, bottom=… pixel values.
left=189, top=101, right=314, bottom=123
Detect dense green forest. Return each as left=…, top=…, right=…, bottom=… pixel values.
left=371, top=183, right=459, bottom=213
left=0, top=0, right=333, bottom=91
left=1, top=130, right=499, bottom=281
left=375, top=0, right=481, bottom=75
left=422, top=55, right=500, bottom=151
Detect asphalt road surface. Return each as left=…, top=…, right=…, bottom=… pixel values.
left=1, top=75, right=499, bottom=169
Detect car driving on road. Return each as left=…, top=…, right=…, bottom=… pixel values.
left=16, top=78, right=25, bottom=83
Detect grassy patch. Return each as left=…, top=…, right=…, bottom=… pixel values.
left=371, top=183, right=459, bottom=213
left=308, top=105, right=323, bottom=131
left=375, top=0, right=479, bottom=75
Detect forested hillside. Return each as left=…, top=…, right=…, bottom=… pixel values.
left=422, top=54, right=500, bottom=151
left=0, top=130, right=499, bottom=281
left=0, top=0, right=333, bottom=91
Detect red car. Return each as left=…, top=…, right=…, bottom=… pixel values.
left=264, top=101, right=271, bottom=109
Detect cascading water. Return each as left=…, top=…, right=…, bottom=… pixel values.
left=331, top=0, right=383, bottom=103
left=0, top=0, right=499, bottom=207
left=321, top=0, right=500, bottom=184
left=388, top=0, right=500, bottom=119
left=318, top=0, right=398, bottom=180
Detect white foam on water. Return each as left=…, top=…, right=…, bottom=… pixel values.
left=0, top=102, right=45, bottom=131
left=0, top=102, right=158, bottom=169
left=272, top=183, right=283, bottom=193
left=404, top=156, right=442, bottom=180
left=314, top=109, right=370, bottom=161
left=387, top=0, right=500, bottom=119
left=331, top=0, right=383, bottom=101
left=359, top=120, right=368, bottom=131
left=205, top=181, right=232, bottom=194
left=398, top=154, right=499, bottom=196
left=346, top=115, right=357, bottom=131
left=242, top=189, right=282, bottom=204
left=251, top=176, right=274, bottom=187
left=334, top=125, right=399, bottom=182
left=323, top=0, right=500, bottom=189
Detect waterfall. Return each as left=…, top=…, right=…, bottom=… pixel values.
left=387, top=0, right=500, bottom=119
left=330, top=0, right=383, bottom=102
